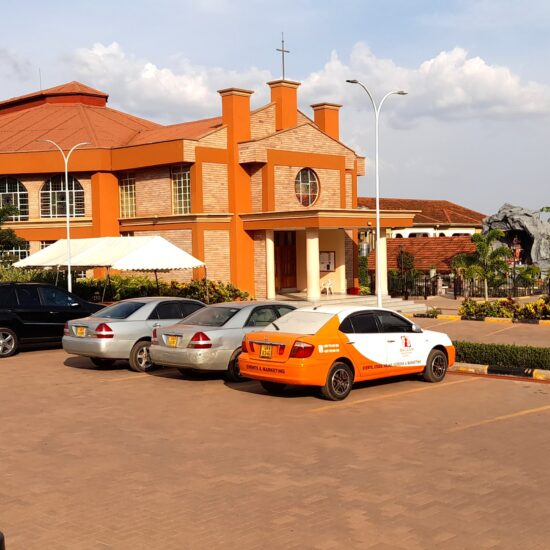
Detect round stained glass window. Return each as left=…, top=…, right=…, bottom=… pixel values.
left=295, top=168, right=319, bottom=207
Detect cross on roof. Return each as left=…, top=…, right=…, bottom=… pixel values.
left=276, top=32, right=290, bottom=79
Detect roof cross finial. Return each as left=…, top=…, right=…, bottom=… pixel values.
left=276, top=32, right=290, bottom=79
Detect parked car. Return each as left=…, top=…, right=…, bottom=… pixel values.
left=149, top=301, right=296, bottom=381
left=0, top=282, right=104, bottom=358
left=63, top=297, right=205, bottom=371
left=239, top=306, right=456, bottom=400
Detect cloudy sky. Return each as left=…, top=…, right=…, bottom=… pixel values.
left=2, top=0, right=550, bottom=215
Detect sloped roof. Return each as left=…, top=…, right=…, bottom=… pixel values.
left=358, top=198, right=486, bottom=226
left=367, top=236, right=476, bottom=272
left=0, top=82, right=222, bottom=152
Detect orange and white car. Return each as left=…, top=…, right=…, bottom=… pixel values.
left=239, top=306, right=455, bottom=400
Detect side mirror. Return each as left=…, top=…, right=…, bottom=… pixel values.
left=412, top=323, right=423, bottom=333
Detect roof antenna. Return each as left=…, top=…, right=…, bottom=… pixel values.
left=38, top=68, right=42, bottom=91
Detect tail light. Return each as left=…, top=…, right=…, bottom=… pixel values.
left=188, top=332, right=212, bottom=349
left=63, top=322, right=69, bottom=336
left=152, top=329, right=158, bottom=345
left=290, top=341, right=314, bottom=359
left=94, top=323, right=113, bottom=339
left=241, top=339, right=248, bottom=353
left=278, top=344, right=285, bottom=355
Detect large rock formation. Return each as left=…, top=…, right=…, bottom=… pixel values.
left=484, top=204, right=550, bottom=274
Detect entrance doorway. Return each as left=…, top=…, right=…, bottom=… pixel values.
left=275, top=231, right=297, bottom=290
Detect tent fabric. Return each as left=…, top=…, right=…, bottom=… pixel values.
left=14, top=236, right=204, bottom=271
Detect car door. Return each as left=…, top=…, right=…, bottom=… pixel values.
left=147, top=301, right=188, bottom=333
left=375, top=311, right=427, bottom=369
left=37, top=286, right=86, bottom=338
left=339, top=312, right=393, bottom=379
left=244, top=305, right=279, bottom=332
left=14, top=285, right=56, bottom=341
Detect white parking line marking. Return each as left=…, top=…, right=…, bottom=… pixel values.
left=100, top=374, right=150, bottom=382
left=309, top=377, right=480, bottom=413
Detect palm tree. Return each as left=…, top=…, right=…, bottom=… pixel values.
left=451, top=253, right=480, bottom=299
left=472, top=229, right=512, bottom=300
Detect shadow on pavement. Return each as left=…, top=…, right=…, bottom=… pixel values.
left=63, top=356, right=123, bottom=371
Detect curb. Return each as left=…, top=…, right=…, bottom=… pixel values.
left=450, top=362, right=550, bottom=381
left=436, top=314, right=461, bottom=321
left=484, top=317, right=513, bottom=324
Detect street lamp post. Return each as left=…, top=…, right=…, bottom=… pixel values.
left=346, top=79, right=407, bottom=308
left=40, top=140, right=90, bottom=293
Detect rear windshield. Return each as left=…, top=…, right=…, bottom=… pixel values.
left=93, top=301, right=145, bottom=319
left=265, top=310, right=332, bottom=335
left=179, top=306, right=240, bottom=327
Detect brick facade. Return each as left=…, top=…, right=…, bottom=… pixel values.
left=202, top=163, right=228, bottom=212
left=135, top=167, right=172, bottom=217
left=253, top=231, right=267, bottom=298
left=248, top=164, right=263, bottom=213
left=250, top=104, right=276, bottom=140
left=204, top=230, right=230, bottom=282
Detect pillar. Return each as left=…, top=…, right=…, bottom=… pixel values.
left=266, top=229, right=276, bottom=300
left=306, top=227, right=321, bottom=301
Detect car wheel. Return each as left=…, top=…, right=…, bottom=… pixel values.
left=260, top=380, right=286, bottom=395
left=129, top=340, right=154, bottom=372
left=225, top=351, right=246, bottom=382
left=90, top=357, right=116, bottom=368
left=423, top=349, right=448, bottom=383
left=0, top=328, right=18, bottom=358
left=321, top=362, right=354, bottom=401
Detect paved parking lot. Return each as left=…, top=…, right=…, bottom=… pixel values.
left=1, top=349, right=550, bottom=549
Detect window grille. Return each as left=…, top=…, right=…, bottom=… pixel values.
left=40, top=240, right=56, bottom=249
left=171, top=165, right=191, bottom=214
left=119, top=173, right=136, bottom=218
left=2, top=244, right=29, bottom=263
left=40, top=175, right=85, bottom=218
left=0, top=177, right=29, bottom=221
left=295, top=168, right=319, bottom=207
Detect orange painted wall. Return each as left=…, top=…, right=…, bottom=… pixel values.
left=91, top=172, right=120, bottom=237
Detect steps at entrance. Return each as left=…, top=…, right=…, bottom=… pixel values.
left=274, top=294, right=427, bottom=314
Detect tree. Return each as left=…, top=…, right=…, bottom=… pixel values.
left=451, top=253, right=480, bottom=299
left=453, top=229, right=512, bottom=301
left=0, top=205, right=28, bottom=265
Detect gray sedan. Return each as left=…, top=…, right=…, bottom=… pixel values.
left=149, top=301, right=295, bottom=381
left=63, top=297, right=205, bottom=371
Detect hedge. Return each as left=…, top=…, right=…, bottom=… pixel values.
left=454, top=340, right=550, bottom=371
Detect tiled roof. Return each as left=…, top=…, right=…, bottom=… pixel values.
left=0, top=82, right=222, bottom=152
left=367, top=236, right=476, bottom=272
left=358, top=197, right=486, bottom=226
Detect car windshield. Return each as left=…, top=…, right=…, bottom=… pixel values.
left=179, top=306, right=240, bottom=327
left=92, top=301, right=145, bottom=319
left=266, top=311, right=332, bottom=335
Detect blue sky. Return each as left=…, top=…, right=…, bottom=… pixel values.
left=2, top=0, right=550, bottom=214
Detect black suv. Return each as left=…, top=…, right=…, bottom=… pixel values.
left=0, top=283, right=104, bottom=358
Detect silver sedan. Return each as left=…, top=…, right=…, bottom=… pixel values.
left=149, top=301, right=296, bottom=381
left=63, top=297, right=205, bottom=371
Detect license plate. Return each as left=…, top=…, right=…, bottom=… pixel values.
left=76, top=326, right=86, bottom=337
left=260, top=344, right=272, bottom=359
left=167, top=335, right=178, bottom=348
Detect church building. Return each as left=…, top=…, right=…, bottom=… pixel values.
left=0, top=80, right=416, bottom=300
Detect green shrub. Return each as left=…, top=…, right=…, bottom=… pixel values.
left=426, top=306, right=442, bottom=318
left=454, top=341, right=550, bottom=370
left=458, top=297, right=550, bottom=320
left=358, top=256, right=368, bottom=287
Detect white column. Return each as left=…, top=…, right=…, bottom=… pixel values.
left=265, top=229, right=276, bottom=299
left=306, top=227, right=321, bottom=301
left=377, top=228, right=389, bottom=299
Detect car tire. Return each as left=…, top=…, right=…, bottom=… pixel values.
left=225, top=351, right=246, bottom=382
left=90, top=357, right=116, bottom=368
left=423, top=349, right=448, bottom=383
left=260, top=380, right=286, bottom=395
left=0, top=327, right=18, bottom=358
left=321, top=362, right=354, bottom=401
left=129, top=340, right=154, bottom=372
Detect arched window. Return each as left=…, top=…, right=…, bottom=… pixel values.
left=295, top=168, right=319, bottom=207
left=0, top=177, right=28, bottom=221
left=40, top=175, right=85, bottom=218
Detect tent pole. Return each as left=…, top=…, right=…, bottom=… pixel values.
left=55, top=266, right=60, bottom=286
left=155, top=271, right=160, bottom=295
left=102, top=268, right=109, bottom=302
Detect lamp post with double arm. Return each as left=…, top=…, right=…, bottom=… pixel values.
left=346, top=79, right=407, bottom=307
left=40, top=140, right=90, bottom=293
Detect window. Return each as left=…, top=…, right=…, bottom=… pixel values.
left=0, top=286, right=16, bottom=308
left=92, top=301, right=145, bottom=319
left=273, top=305, right=295, bottom=317
left=376, top=311, right=413, bottom=333
left=38, top=287, right=75, bottom=307
left=171, top=165, right=191, bottom=214
left=180, top=302, right=204, bottom=318
left=180, top=306, right=240, bottom=327
left=150, top=302, right=185, bottom=320
left=40, top=240, right=56, bottom=249
left=119, top=173, right=136, bottom=218
left=295, top=168, right=319, bottom=207
left=265, top=310, right=332, bottom=335
left=246, top=306, right=278, bottom=327
left=350, top=313, right=380, bottom=334
left=0, top=177, right=28, bottom=221
left=40, top=175, right=84, bottom=218
left=16, top=286, right=40, bottom=307
left=3, top=244, right=29, bottom=263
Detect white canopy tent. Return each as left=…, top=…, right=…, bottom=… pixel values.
left=14, top=236, right=206, bottom=297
